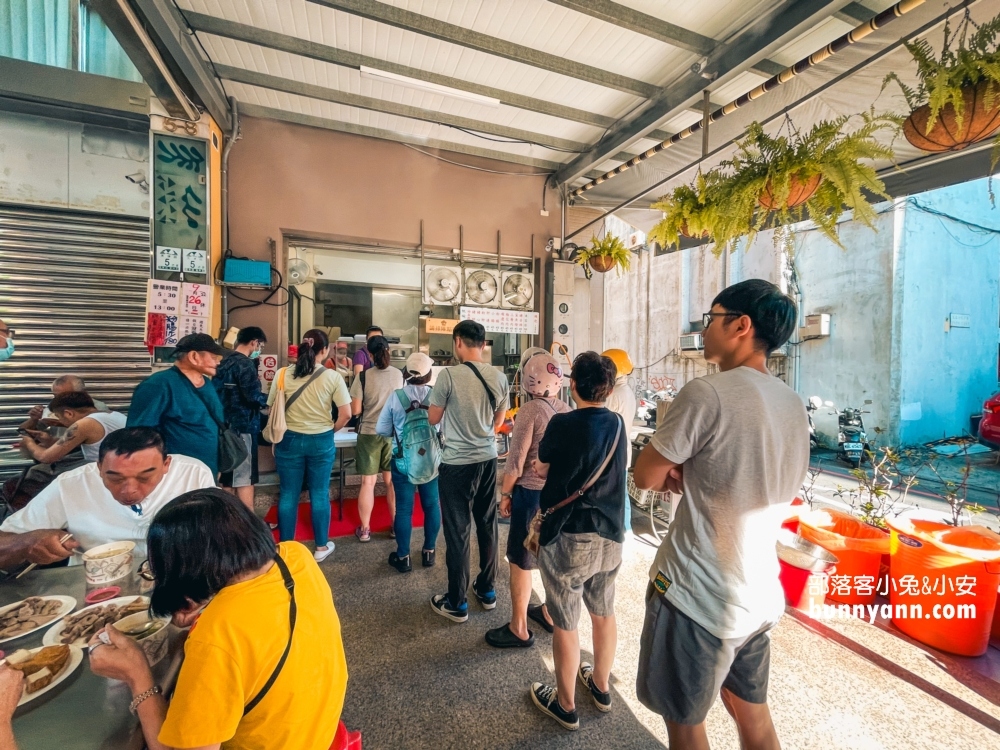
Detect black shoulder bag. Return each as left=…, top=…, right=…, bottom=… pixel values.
left=346, top=369, right=366, bottom=430
left=244, top=553, right=297, bottom=715
left=174, top=369, right=249, bottom=475
left=463, top=362, right=498, bottom=412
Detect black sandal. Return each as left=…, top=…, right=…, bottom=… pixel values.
left=485, top=623, right=534, bottom=648
left=527, top=604, right=554, bottom=634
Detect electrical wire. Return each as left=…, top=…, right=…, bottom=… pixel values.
left=441, top=125, right=588, bottom=154
left=172, top=0, right=230, bottom=101
left=400, top=143, right=554, bottom=176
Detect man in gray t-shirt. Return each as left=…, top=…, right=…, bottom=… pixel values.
left=427, top=320, right=509, bottom=621
left=633, top=280, right=807, bottom=749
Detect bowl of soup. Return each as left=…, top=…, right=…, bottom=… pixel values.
left=111, top=611, right=170, bottom=666
left=82, top=542, right=135, bottom=585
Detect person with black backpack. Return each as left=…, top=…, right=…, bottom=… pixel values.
left=375, top=352, right=441, bottom=573
left=427, top=320, right=509, bottom=623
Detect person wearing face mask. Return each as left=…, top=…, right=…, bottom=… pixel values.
left=0, top=320, right=13, bottom=362
left=214, top=327, right=270, bottom=510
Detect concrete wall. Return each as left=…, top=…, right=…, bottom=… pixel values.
left=896, top=179, right=1000, bottom=444
left=0, top=110, right=148, bottom=216
left=226, top=116, right=560, bottom=347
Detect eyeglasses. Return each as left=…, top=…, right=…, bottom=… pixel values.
left=0, top=328, right=13, bottom=336
left=702, top=311, right=744, bottom=329
left=138, top=559, right=155, bottom=582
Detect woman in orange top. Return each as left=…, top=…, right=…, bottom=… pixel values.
left=89, top=488, right=349, bottom=750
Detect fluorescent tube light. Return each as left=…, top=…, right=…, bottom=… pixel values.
left=359, top=66, right=500, bottom=108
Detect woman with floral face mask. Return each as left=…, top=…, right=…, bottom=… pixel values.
left=212, top=326, right=269, bottom=510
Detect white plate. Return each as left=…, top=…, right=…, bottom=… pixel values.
left=42, top=596, right=149, bottom=649
left=0, top=596, right=76, bottom=645
left=15, top=644, right=85, bottom=707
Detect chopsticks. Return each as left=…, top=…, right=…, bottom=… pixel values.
left=15, top=534, right=73, bottom=579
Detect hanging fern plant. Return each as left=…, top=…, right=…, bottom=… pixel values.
left=883, top=10, right=1000, bottom=157
left=649, top=112, right=900, bottom=254
left=574, top=233, right=632, bottom=276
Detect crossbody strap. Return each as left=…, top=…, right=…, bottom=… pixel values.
left=463, top=362, right=497, bottom=413
left=244, top=553, right=296, bottom=716
left=173, top=368, right=226, bottom=430
left=283, top=366, right=327, bottom=412
left=541, top=414, right=623, bottom=520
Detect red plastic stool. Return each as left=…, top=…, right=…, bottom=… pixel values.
left=331, top=721, right=362, bottom=750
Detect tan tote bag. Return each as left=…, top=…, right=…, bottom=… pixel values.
left=262, top=366, right=326, bottom=448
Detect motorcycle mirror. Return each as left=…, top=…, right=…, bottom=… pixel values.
left=808, top=396, right=823, bottom=409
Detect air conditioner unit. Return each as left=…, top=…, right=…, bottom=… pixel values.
left=626, top=231, right=644, bottom=250
left=500, top=270, right=535, bottom=310
left=800, top=313, right=831, bottom=340
left=423, top=265, right=463, bottom=305
left=464, top=268, right=501, bottom=308
left=769, top=343, right=790, bottom=358
left=680, top=333, right=704, bottom=352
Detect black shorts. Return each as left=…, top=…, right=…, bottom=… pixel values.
left=505, top=485, right=541, bottom=570
left=636, top=584, right=773, bottom=725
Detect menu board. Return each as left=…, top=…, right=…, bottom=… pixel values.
left=460, top=307, right=539, bottom=335
left=425, top=318, right=459, bottom=335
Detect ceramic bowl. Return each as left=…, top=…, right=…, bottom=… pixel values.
left=82, top=541, right=135, bottom=585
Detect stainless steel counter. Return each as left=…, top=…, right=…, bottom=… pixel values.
left=4, top=567, right=184, bottom=750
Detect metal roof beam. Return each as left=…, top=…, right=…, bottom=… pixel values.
left=306, top=0, right=659, bottom=98
left=94, top=0, right=231, bottom=129
left=836, top=2, right=877, bottom=23
left=553, top=0, right=851, bottom=187
left=235, top=102, right=565, bottom=171
left=545, top=0, right=786, bottom=78
left=217, top=65, right=590, bottom=153
left=184, top=11, right=667, bottom=136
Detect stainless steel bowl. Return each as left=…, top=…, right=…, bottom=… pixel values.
left=776, top=528, right=838, bottom=572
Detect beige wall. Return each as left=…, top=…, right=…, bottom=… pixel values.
left=227, top=116, right=561, bottom=344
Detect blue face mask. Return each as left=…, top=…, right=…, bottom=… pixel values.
left=249, top=347, right=261, bottom=360
left=0, top=338, right=13, bottom=363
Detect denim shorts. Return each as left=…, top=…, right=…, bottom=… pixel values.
left=505, top=485, right=541, bottom=570
left=538, top=532, right=622, bottom=631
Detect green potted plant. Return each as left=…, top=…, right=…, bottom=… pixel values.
left=648, top=181, right=712, bottom=249
left=574, top=233, right=632, bottom=276
left=884, top=11, right=1000, bottom=155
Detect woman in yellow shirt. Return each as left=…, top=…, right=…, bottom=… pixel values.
left=89, top=488, right=349, bottom=750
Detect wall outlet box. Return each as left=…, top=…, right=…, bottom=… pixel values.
left=223, top=258, right=272, bottom=287
left=800, top=313, right=831, bottom=340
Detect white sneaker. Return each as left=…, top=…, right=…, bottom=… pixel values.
left=314, top=543, right=335, bottom=562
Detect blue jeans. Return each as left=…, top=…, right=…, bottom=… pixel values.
left=390, top=464, right=441, bottom=558
left=274, top=430, right=336, bottom=547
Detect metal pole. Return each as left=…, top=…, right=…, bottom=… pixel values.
left=701, top=90, right=710, bottom=158
left=569, top=0, right=926, bottom=198
left=220, top=95, right=240, bottom=335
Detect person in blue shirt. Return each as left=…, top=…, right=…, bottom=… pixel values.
left=0, top=320, right=14, bottom=362
left=127, top=334, right=225, bottom=476
left=213, top=326, right=269, bottom=508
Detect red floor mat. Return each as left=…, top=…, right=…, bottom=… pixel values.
left=264, top=495, right=425, bottom=542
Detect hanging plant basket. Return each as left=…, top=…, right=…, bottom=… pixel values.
left=759, top=172, right=823, bottom=210
left=679, top=221, right=710, bottom=240
left=902, top=80, right=1000, bottom=152
left=588, top=254, right=617, bottom=273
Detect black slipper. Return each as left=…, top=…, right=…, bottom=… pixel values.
left=485, top=623, right=534, bottom=649
left=527, top=605, right=554, bottom=634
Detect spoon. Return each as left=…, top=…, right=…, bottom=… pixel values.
left=119, top=620, right=159, bottom=637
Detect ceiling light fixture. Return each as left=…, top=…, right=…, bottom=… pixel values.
left=359, top=66, right=501, bottom=108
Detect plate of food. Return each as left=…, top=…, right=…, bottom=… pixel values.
left=0, top=596, right=76, bottom=644
left=42, top=597, right=149, bottom=649
left=6, top=644, right=84, bottom=706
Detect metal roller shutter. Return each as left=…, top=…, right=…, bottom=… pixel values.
left=0, top=204, right=151, bottom=477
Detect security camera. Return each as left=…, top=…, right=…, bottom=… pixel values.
left=125, top=171, right=149, bottom=193
left=690, top=57, right=717, bottom=80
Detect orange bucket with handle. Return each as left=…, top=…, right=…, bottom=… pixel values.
left=798, top=508, right=890, bottom=605
left=886, top=517, right=1000, bottom=657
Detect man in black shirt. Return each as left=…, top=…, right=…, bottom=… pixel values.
left=529, top=352, right=626, bottom=731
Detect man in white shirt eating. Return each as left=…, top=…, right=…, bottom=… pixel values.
left=0, top=427, right=216, bottom=569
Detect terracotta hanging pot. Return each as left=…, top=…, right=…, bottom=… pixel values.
left=759, top=172, right=823, bottom=210
left=588, top=255, right=617, bottom=273
left=903, top=80, right=1000, bottom=153
left=679, top=221, right=710, bottom=240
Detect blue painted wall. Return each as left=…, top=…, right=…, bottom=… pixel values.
left=896, top=178, right=1000, bottom=444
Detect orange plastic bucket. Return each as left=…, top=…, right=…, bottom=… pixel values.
left=798, top=509, right=890, bottom=605
left=886, top=517, right=1000, bottom=657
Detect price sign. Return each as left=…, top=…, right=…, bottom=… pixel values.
left=155, top=246, right=182, bottom=272
left=460, top=307, right=539, bottom=335
left=181, top=282, right=209, bottom=317
left=182, top=248, right=208, bottom=275
left=179, top=316, right=208, bottom=337
left=147, top=280, right=181, bottom=315
left=164, top=315, right=179, bottom=346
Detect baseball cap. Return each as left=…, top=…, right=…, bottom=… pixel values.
left=404, top=352, right=434, bottom=377
left=173, top=333, right=225, bottom=357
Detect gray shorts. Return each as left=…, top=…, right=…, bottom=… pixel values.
left=636, top=584, right=773, bottom=725
left=538, top=532, right=622, bottom=631
left=230, top=433, right=254, bottom=488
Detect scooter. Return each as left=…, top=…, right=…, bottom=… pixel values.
left=636, top=387, right=678, bottom=428
left=806, top=396, right=826, bottom=451
left=834, top=405, right=871, bottom=468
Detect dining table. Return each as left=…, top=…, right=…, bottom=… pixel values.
left=3, top=562, right=186, bottom=750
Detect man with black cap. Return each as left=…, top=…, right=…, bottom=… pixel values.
left=127, top=333, right=226, bottom=476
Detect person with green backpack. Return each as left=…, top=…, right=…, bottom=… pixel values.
left=375, top=352, right=441, bottom=573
